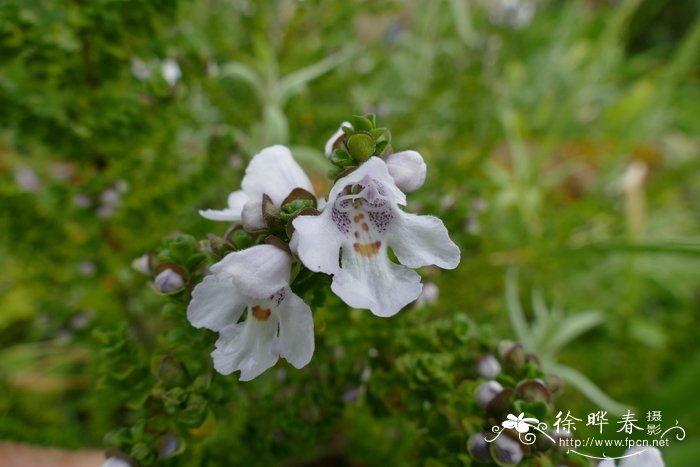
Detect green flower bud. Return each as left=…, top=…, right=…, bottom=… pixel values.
left=162, top=387, right=187, bottom=412
left=280, top=188, right=317, bottom=221
left=181, top=393, right=208, bottom=427
left=347, top=133, right=376, bottom=162
left=130, top=442, right=156, bottom=464
left=104, top=428, right=132, bottom=448
left=206, top=234, right=233, bottom=258
left=168, top=234, right=198, bottom=262
left=226, top=227, right=254, bottom=250
left=151, top=354, right=188, bottom=388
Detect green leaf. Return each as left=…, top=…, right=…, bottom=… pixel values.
left=220, top=62, right=264, bottom=101
left=275, top=48, right=354, bottom=105
left=546, top=362, right=629, bottom=415
left=351, top=115, right=373, bottom=132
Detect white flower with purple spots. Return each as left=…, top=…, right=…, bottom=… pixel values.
left=291, top=157, right=460, bottom=317
left=199, top=145, right=315, bottom=229
left=187, top=244, right=314, bottom=381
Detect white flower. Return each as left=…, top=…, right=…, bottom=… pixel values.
left=487, top=0, right=535, bottom=29
left=291, top=157, right=460, bottom=317
left=161, top=59, right=181, bottom=86
left=130, top=57, right=151, bottom=81
left=598, top=447, right=665, bottom=467
left=501, top=412, right=539, bottom=434
left=187, top=244, right=314, bottom=381
left=199, top=145, right=315, bottom=229
left=14, top=166, right=41, bottom=192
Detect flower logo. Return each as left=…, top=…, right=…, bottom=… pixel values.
left=502, top=413, right=540, bottom=434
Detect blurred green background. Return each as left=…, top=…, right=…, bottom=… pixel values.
left=1, top=0, right=699, bottom=465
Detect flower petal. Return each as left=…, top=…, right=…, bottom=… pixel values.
left=211, top=315, right=280, bottom=380
left=291, top=209, right=343, bottom=274
left=211, top=244, right=291, bottom=299
left=277, top=289, right=315, bottom=369
left=324, top=121, right=351, bottom=156
left=620, top=447, right=665, bottom=467
left=241, top=200, right=265, bottom=230
left=187, top=275, right=246, bottom=331
left=199, top=190, right=247, bottom=221
left=242, top=145, right=315, bottom=206
left=327, top=157, right=406, bottom=206
left=385, top=150, right=427, bottom=193
left=389, top=211, right=460, bottom=270
left=331, top=245, right=422, bottom=317
left=103, top=457, right=131, bottom=467
left=228, top=190, right=249, bottom=210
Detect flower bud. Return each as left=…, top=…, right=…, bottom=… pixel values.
left=168, top=234, right=198, bottom=260
left=347, top=133, right=376, bottom=162
left=131, top=253, right=152, bottom=275
left=490, top=434, right=524, bottom=466
left=545, top=374, right=563, bottom=395
left=103, top=456, right=132, bottom=467
left=385, top=150, right=427, bottom=193
left=206, top=234, right=233, bottom=258
left=130, top=442, right=155, bottom=464
left=515, top=379, right=551, bottom=404
left=467, top=432, right=494, bottom=463
left=181, top=393, right=208, bottom=427
left=499, top=341, right=526, bottom=369
left=163, top=387, right=187, bottom=410
left=151, top=354, right=188, bottom=388
left=475, top=380, right=503, bottom=409
left=476, top=354, right=501, bottom=379
left=158, top=434, right=180, bottom=458
left=225, top=226, right=254, bottom=250
left=154, top=266, right=186, bottom=294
